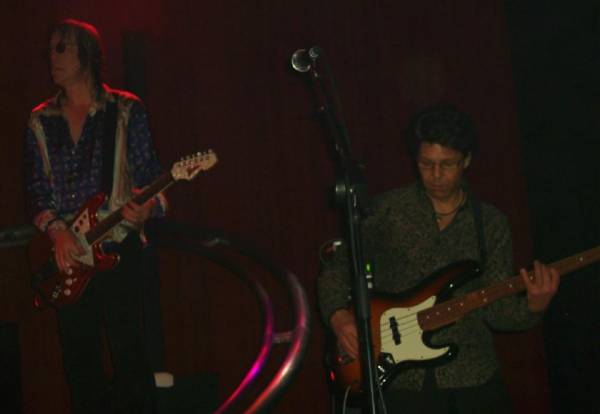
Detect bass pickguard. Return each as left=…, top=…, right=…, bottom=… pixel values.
left=379, top=296, right=449, bottom=364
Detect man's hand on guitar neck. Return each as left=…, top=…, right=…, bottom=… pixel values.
left=48, top=229, right=85, bottom=274
left=122, top=188, right=157, bottom=228
left=330, top=309, right=359, bottom=360
left=520, top=260, right=560, bottom=313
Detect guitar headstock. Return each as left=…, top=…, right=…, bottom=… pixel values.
left=171, top=150, right=218, bottom=181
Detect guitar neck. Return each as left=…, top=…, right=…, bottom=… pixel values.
left=85, top=172, right=174, bottom=244
left=418, top=245, right=600, bottom=331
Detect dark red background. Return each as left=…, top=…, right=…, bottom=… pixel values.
left=0, top=1, right=549, bottom=413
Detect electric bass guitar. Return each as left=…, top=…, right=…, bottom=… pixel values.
left=28, top=150, right=218, bottom=309
left=330, top=245, right=600, bottom=394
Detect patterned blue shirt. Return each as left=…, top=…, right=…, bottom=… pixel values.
left=24, top=85, right=166, bottom=233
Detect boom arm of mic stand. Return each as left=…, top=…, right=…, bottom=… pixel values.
left=306, top=57, right=350, bottom=159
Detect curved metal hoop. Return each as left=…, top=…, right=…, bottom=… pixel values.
left=149, top=221, right=311, bottom=413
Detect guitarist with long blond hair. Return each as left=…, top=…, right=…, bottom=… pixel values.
left=318, top=106, right=559, bottom=413
left=24, top=19, right=166, bottom=414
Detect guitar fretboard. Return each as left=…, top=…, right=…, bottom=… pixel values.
left=85, top=172, right=174, bottom=244
left=418, top=245, right=600, bottom=331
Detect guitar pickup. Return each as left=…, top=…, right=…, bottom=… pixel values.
left=389, top=317, right=401, bottom=345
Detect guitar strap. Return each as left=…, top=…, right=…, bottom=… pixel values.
left=470, top=194, right=488, bottom=270
left=101, top=100, right=118, bottom=195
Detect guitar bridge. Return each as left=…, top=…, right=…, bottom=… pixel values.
left=51, top=283, right=62, bottom=300
left=377, top=352, right=395, bottom=387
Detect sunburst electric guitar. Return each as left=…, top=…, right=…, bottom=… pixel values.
left=28, top=150, right=218, bottom=309
left=331, top=245, right=600, bottom=394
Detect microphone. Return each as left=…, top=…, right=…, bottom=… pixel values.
left=290, top=46, right=322, bottom=72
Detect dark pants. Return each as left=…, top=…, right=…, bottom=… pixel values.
left=382, top=371, right=513, bottom=414
left=57, top=234, right=156, bottom=414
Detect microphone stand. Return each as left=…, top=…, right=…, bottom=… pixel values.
left=296, top=48, right=382, bottom=413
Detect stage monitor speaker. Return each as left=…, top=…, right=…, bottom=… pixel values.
left=157, top=373, right=218, bottom=414
left=0, top=322, right=22, bottom=413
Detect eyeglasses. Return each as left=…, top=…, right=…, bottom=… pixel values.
left=48, top=41, right=77, bottom=54
left=417, top=158, right=464, bottom=172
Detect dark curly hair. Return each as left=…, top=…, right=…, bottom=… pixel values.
left=49, top=19, right=105, bottom=94
left=405, top=105, right=478, bottom=160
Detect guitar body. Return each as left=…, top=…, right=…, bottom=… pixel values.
left=28, top=193, right=120, bottom=308
left=330, top=260, right=480, bottom=395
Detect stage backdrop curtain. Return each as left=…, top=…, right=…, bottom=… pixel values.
left=1, top=1, right=548, bottom=412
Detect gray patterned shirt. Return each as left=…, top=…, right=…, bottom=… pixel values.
left=317, top=182, right=540, bottom=390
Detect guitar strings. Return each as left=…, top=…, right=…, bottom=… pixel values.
left=374, top=279, right=516, bottom=346
left=376, top=310, right=425, bottom=344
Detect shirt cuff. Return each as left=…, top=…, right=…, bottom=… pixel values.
left=33, top=209, right=67, bottom=233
